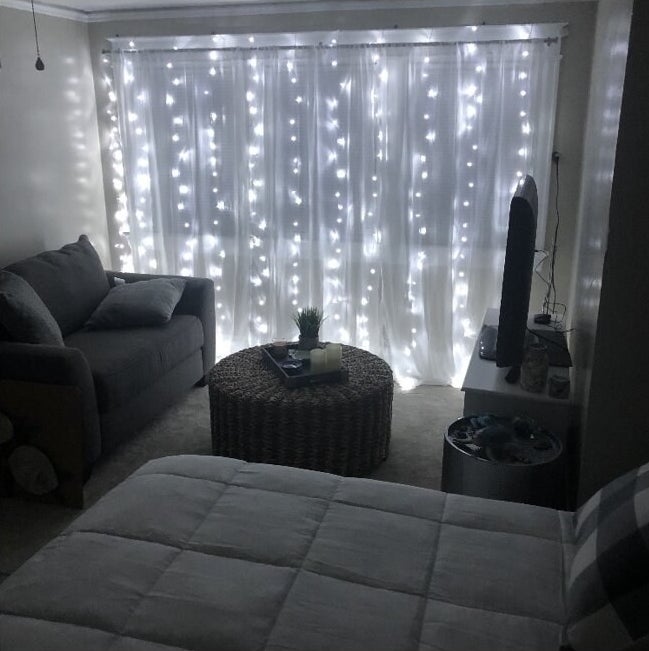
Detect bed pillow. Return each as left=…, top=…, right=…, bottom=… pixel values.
left=86, top=278, right=185, bottom=329
left=567, top=461, right=649, bottom=651
left=0, top=271, right=64, bottom=345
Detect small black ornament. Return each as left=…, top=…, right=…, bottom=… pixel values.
left=31, top=0, right=44, bottom=72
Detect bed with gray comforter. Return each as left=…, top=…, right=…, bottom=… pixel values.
left=1, top=454, right=644, bottom=650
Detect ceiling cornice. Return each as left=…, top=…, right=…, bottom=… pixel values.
left=1, top=0, right=87, bottom=21
left=1, top=0, right=596, bottom=25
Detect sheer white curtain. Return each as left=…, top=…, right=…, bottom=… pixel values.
left=108, top=27, right=562, bottom=386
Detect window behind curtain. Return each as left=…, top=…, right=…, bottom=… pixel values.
left=106, top=26, right=563, bottom=386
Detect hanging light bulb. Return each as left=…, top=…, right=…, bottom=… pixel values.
left=31, top=0, right=45, bottom=70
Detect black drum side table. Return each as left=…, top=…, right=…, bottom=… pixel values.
left=441, top=414, right=565, bottom=509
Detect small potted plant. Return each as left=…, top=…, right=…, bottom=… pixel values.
left=293, top=306, right=325, bottom=350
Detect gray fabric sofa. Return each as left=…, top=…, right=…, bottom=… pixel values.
left=0, top=236, right=215, bottom=506
left=1, top=454, right=646, bottom=650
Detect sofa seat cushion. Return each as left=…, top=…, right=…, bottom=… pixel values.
left=0, top=456, right=572, bottom=651
left=64, top=315, right=203, bottom=412
left=6, top=235, right=109, bottom=336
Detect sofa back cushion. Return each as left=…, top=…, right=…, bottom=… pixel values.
left=5, top=235, right=110, bottom=336
left=0, top=271, right=64, bottom=345
left=567, top=461, right=649, bottom=651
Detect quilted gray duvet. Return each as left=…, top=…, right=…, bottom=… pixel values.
left=0, top=455, right=573, bottom=650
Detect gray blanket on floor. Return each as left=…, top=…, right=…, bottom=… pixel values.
left=0, top=455, right=573, bottom=650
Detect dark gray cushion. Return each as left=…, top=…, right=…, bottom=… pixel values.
left=0, top=271, right=64, bottom=346
left=6, top=235, right=109, bottom=336
left=64, top=315, right=203, bottom=411
left=86, top=278, right=186, bottom=329
left=567, top=461, right=649, bottom=651
left=0, top=322, right=13, bottom=342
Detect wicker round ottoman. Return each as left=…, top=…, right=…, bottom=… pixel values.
left=208, top=345, right=393, bottom=476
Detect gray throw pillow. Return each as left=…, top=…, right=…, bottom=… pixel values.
left=567, top=461, right=649, bottom=651
left=6, top=235, right=109, bottom=336
left=0, top=271, right=64, bottom=345
left=86, top=278, right=186, bottom=329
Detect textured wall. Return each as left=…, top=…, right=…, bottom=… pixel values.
left=0, top=6, right=108, bottom=266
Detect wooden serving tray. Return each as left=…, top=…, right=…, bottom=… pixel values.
left=261, top=344, right=349, bottom=388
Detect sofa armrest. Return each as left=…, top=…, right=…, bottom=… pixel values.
left=0, top=341, right=95, bottom=388
left=0, top=342, right=102, bottom=506
left=105, top=271, right=216, bottom=378
left=0, top=342, right=101, bottom=460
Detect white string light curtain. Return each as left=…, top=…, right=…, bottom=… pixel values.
left=107, top=25, right=563, bottom=387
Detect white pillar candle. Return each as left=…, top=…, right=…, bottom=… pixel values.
left=310, top=348, right=327, bottom=373
left=325, top=343, right=342, bottom=371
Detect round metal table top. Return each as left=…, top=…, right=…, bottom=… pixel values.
left=446, top=414, right=562, bottom=466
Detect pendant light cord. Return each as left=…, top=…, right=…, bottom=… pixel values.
left=31, top=0, right=41, bottom=57
left=31, top=0, right=45, bottom=70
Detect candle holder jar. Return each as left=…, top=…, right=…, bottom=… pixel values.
left=269, top=340, right=288, bottom=359
left=520, top=342, right=549, bottom=393
left=549, top=374, right=570, bottom=399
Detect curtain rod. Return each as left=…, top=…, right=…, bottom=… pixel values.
left=106, top=23, right=566, bottom=54
left=104, top=37, right=559, bottom=56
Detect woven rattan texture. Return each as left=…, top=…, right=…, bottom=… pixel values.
left=208, top=345, right=394, bottom=476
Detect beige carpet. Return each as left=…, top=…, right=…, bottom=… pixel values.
left=0, top=384, right=463, bottom=582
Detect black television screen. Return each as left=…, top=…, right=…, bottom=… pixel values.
left=496, top=175, right=538, bottom=376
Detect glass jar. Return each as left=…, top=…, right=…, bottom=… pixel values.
left=520, top=342, right=549, bottom=393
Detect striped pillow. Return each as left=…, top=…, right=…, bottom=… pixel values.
left=567, top=461, right=649, bottom=650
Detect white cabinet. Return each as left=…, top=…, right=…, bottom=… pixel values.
left=461, top=308, right=579, bottom=442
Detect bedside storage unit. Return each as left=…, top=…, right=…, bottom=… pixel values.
left=461, top=308, right=578, bottom=444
